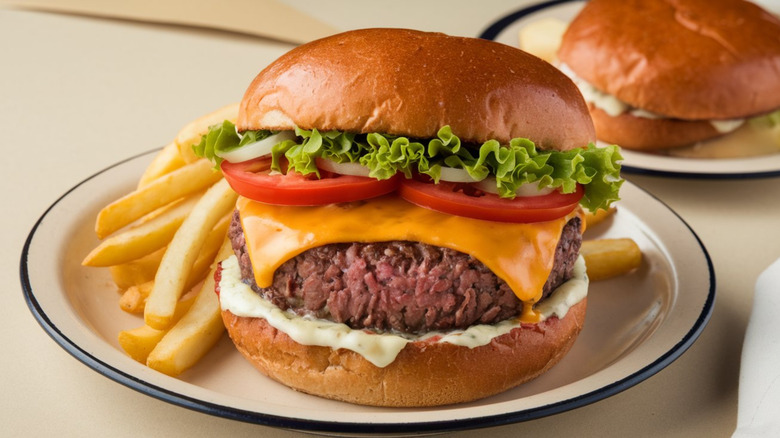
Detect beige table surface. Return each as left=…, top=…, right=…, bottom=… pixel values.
left=3, top=1, right=780, bottom=437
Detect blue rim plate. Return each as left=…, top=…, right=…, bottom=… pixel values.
left=479, top=0, right=780, bottom=179
left=21, top=149, right=714, bottom=435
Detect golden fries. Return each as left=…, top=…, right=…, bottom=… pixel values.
left=118, top=325, right=166, bottom=363
left=175, top=103, right=239, bottom=163
left=95, top=158, right=222, bottom=239
left=144, top=179, right=237, bottom=330
left=137, top=142, right=186, bottom=188
left=119, top=281, right=154, bottom=314
left=118, top=213, right=231, bottom=314
left=146, top=239, right=233, bottom=376
left=109, top=248, right=165, bottom=290
left=185, top=213, right=230, bottom=289
left=584, top=206, right=617, bottom=230
left=118, top=293, right=197, bottom=363
left=84, top=107, right=242, bottom=374
left=581, top=238, right=642, bottom=281
left=83, top=196, right=200, bottom=267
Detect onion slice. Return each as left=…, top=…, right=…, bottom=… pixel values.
left=437, top=166, right=480, bottom=183
left=475, top=176, right=555, bottom=197
left=315, top=157, right=372, bottom=177
left=217, top=131, right=297, bottom=163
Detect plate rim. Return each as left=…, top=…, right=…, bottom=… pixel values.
left=478, top=0, right=780, bottom=180
left=20, top=149, right=715, bottom=435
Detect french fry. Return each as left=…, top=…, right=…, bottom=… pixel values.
left=518, top=17, right=568, bottom=63
left=581, top=238, right=642, bottom=281
left=185, top=213, right=230, bottom=288
left=146, top=239, right=234, bottom=376
left=118, top=293, right=197, bottom=363
left=118, top=325, right=164, bottom=363
left=175, top=103, right=239, bottom=163
left=94, top=158, right=222, bottom=239
left=119, top=214, right=230, bottom=314
left=144, top=179, right=237, bottom=330
left=83, top=196, right=200, bottom=267
left=119, top=281, right=153, bottom=314
left=109, top=248, right=165, bottom=290
left=137, top=142, right=186, bottom=188
left=584, top=206, right=617, bottom=230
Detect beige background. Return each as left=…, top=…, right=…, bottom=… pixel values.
left=3, top=1, right=780, bottom=436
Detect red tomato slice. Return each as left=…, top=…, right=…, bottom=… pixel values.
left=221, top=157, right=401, bottom=206
left=399, top=179, right=583, bottom=223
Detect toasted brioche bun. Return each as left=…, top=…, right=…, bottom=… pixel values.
left=558, top=0, right=780, bottom=120
left=238, top=28, right=595, bottom=151
left=221, top=298, right=586, bottom=407
left=589, top=106, right=723, bottom=150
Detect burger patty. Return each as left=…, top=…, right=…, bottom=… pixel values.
left=228, top=211, right=582, bottom=335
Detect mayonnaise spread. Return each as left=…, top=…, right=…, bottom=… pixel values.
left=559, top=64, right=745, bottom=133
left=218, top=254, right=588, bottom=368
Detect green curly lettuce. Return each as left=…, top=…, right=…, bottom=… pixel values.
left=194, top=122, right=623, bottom=211
left=749, top=109, right=780, bottom=129
left=192, top=120, right=260, bottom=166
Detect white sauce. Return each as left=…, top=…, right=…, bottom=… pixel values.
left=218, top=255, right=589, bottom=368
left=558, top=64, right=745, bottom=133
left=709, top=119, right=746, bottom=134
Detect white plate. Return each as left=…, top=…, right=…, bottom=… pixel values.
left=21, top=150, right=714, bottom=435
left=479, top=0, right=780, bottom=179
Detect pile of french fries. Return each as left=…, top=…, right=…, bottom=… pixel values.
left=82, top=103, right=641, bottom=377
left=82, top=103, right=239, bottom=376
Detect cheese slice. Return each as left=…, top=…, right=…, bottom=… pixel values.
left=237, top=195, right=582, bottom=306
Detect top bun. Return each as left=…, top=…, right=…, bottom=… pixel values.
left=558, top=0, right=780, bottom=120
left=238, top=28, right=595, bottom=151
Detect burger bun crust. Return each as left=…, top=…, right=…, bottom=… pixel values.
left=221, top=299, right=587, bottom=407
left=589, top=105, right=723, bottom=150
left=558, top=0, right=780, bottom=120
left=238, top=28, right=595, bottom=151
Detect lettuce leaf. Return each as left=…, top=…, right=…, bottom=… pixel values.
left=194, top=122, right=623, bottom=211
left=192, top=120, right=275, bottom=168
left=749, top=109, right=780, bottom=129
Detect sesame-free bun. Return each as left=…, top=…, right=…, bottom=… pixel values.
left=238, top=28, right=595, bottom=151
left=221, top=299, right=586, bottom=407
left=589, top=106, right=722, bottom=150
left=558, top=0, right=780, bottom=121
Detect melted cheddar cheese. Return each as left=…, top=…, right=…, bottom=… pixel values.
left=236, top=195, right=583, bottom=312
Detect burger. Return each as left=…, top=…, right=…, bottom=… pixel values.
left=196, top=28, right=623, bottom=407
left=557, top=0, right=780, bottom=151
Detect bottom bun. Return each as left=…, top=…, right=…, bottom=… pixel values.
left=221, top=299, right=587, bottom=407
left=590, top=105, right=724, bottom=150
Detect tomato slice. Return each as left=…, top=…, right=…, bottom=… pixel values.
left=398, top=178, right=583, bottom=223
left=221, top=157, right=401, bottom=206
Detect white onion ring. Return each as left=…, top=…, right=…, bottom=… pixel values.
left=475, top=176, right=555, bottom=197
left=315, top=157, right=372, bottom=177
left=217, top=131, right=297, bottom=163
left=437, top=166, right=480, bottom=183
